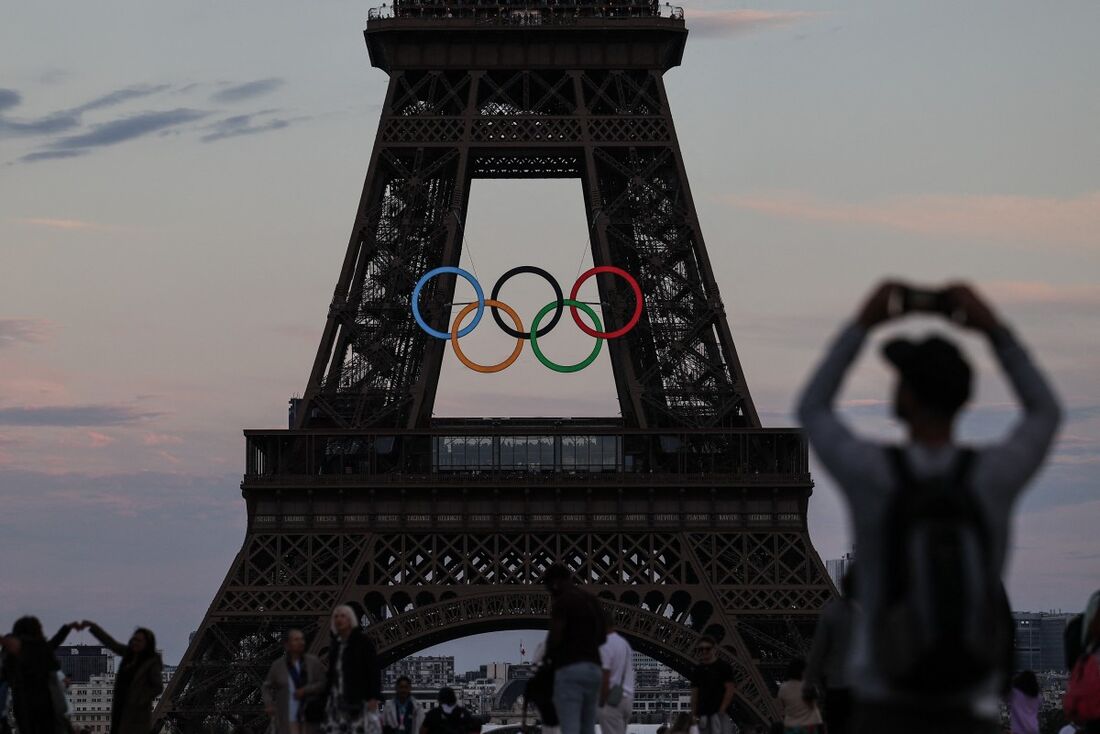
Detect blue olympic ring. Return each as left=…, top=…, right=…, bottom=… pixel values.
left=412, top=266, right=486, bottom=340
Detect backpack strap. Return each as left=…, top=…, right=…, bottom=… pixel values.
left=886, top=445, right=976, bottom=491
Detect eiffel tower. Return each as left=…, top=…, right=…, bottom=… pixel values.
left=155, top=2, right=833, bottom=730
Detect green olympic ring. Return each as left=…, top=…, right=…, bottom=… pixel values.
left=529, top=299, right=603, bottom=373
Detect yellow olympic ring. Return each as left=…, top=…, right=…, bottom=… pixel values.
left=451, top=299, right=524, bottom=374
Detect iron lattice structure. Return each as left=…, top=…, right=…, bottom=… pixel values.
left=155, top=3, right=832, bottom=731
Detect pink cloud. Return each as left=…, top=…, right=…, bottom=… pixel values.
left=726, top=190, right=1100, bottom=249
left=85, top=431, right=115, bottom=448
left=985, top=281, right=1100, bottom=307
left=687, top=9, right=819, bottom=38
left=15, top=217, right=116, bottom=231
left=0, top=318, right=56, bottom=348
left=143, top=432, right=184, bottom=446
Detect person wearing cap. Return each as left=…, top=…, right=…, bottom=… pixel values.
left=796, top=281, right=1061, bottom=734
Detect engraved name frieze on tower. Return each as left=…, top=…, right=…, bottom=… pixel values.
left=154, top=2, right=833, bottom=730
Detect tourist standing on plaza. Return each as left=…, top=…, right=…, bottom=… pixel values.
left=324, top=605, right=382, bottom=734
left=597, top=612, right=634, bottom=734
left=797, top=282, right=1062, bottom=734
left=543, top=563, right=606, bottom=734
left=775, top=658, right=822, bottom=733
left=263, top=629, right=327, bottom=734
left=1007, top=671, right=1040, bottom=734
left=689, top=636, right=735, bottom=734
left=420, top=687, right=478, bottom=734
left=804, top=567, right=855, bottom=734
left=82, top=621, right=164, bottom=734
left=0, top=617, right=68, bottom=734
left=383, top=676, right=425, bottom=734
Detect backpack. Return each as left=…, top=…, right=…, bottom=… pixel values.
left=1065, top=651, right=1100, bottom=723
left=873, top=447, right=1008, bottom=693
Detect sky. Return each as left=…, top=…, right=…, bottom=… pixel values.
left=1, top=1, right=1098, bottom=668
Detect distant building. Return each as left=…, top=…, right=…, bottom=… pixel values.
left=485, top=662, right=509, bottom=683
left=507, top=662, right=535, bottom=680
left=68, top=667, right=175, bottom=734
left=631, top=687, right=693, bottom=723
left=1013, top=612, right=1074, bottom=671
left=632, top=652, right=687, bottom=688
left=825, top=553, right=854, bottom=590
left=57, top=646, right=115, bottom=683
left=633, top=652, right=661, bottom=688
left=383, top=655, right=456, bottom=686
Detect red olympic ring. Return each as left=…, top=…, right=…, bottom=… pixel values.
left=569, top=266, right=643, bottom=340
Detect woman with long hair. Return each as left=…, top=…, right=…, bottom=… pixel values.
left=0, top=616, right=68, bottom=734
left=322, top=605, right=382, bottom=734
left=83, top=621, right=163, bottom=734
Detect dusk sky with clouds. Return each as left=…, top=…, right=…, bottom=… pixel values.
left=2, top=1, right=1098, bottom=668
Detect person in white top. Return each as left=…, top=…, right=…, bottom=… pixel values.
left=597, top=613, right=635, bottom=734
left=775, top=658, right=823, bottom=733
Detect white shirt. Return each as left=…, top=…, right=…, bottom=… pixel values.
left=599, top=632, right=635, bottom=697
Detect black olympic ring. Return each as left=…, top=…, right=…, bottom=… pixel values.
left=490, top=266, right=564, bottom=340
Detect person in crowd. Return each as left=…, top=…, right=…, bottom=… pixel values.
left=1064, top=593, right=1100, bottom=734
left=323, top=605, right=382, bottom=734
left=1066, top=590, right=1100, bottom=672
left=83, top=620, right=164, bottom=734
left=797, top=282, right=1062, bottom=734
left=655, top=725, right=669, bottom=734
left=383, top=676, right=425, bottom=734
left=775, top=658, right=822, bottom=734
left=543, top=563, right=606, bottom=734
left=690, top=636, right=735, bottom=734
left=1008, top=671, right=1040, bottom=734
left=263, top=629, right=327, bottom=734
left=0, top=617, right=69, bottom=734
left=420, top=687, right=478, bottom=734
left=597, top=611, right=634, bottom=734
left=804, top=567, right=856, bottom=734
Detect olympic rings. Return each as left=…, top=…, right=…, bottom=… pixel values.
left=491, top=266, right=563, bottom=340
left=412, top=266, right=485, bottom=340
left=569, top=266, right=643, bottom=340
left=530, top=299, right=603, bottom=373
left=451, top=299, right=524, bottom=373
left=409, top=265, right=644, bottom=372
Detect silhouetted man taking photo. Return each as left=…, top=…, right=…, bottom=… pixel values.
left=797, top=281, right=1061, bottom=734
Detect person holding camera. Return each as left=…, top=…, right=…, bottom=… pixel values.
left=796, top=282, right=1061, bottom=734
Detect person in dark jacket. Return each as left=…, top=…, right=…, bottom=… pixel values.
left=543, top=563, right=606, bottom=734
left=323, top=605, right=382, bottom=734
left=0, top=617, right=69, bottom=734
left=82, top=621, right=163, bottom=734
left=420, top=688, right=478, bottom=734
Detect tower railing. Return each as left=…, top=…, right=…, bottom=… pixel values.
left=367, top=1, right=684, bottom=23
left=244, top=425, right=808, bottom=482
